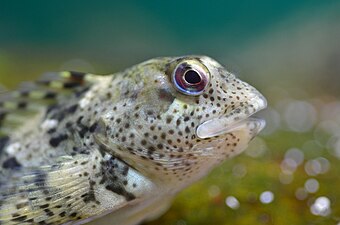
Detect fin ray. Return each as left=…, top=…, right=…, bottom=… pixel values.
left=0, top=155, right=96, bottom=224
left=0, top=152, right=143, bottom=224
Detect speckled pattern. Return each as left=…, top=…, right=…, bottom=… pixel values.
left=0, top=56, right=266, bottom=225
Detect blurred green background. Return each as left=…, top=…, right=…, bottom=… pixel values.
left=1, top=1, right=340, bottom=224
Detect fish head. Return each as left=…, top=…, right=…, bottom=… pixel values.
left=99, top=55, right=267, bottom=186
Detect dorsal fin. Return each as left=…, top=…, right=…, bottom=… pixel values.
left=0, top=71, right=97, bottom=136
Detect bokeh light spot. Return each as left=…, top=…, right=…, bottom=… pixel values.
left=295, top=187, right=308, bottom=200
left=260, top=191, right=274, bottom=204
left=284, top=100, right=317, bottom=132
left=225, top=196, right=240, bottom=209
left=310, top=196, right=331, bottom=217
left=304, top=178, right=319, bottom=193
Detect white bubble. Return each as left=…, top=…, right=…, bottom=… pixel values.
left=304, top=159, right=325, bottom=176
left=285, top=148, right=304, bottom=166
left=260, top=191, right=274, bottom=204
left=208, top=185, right=221, bottom=198
left=304, top=157, right=330, bottom=175
left=315, top=157, right=330, bottom=174
left=310, top=196, right=331, bottom=216
left=225, top=196, right=240, bottom=209
left=281, top=158, right=298, bottom=174
left=304, top=178, right=319, bottom=193
left=295, top=187, right=308, bottom=200
left=284, top=100, right=317, bottom=132
left=232, top=163, right=247, bottom=178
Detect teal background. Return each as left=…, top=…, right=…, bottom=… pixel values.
left=0, top=1, right=338, bottom=61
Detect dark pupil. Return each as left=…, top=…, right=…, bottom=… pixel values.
left=184, top=70, right=201, bottom=84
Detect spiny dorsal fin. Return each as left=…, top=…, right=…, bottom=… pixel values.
left=0, top=71, right=97, bottom=136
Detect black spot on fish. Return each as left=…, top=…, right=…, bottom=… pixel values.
left=67, top=104, right=78, bottom=114
left=99, top=156, right=136, bottom=201
left=89, top=122, right=98, bottom=133
left=77, top=116, right=84, bottom=124
left=20, top=90, right=29, bottom=97
left=48, top=105, right=66, bottom=122
left=77, top=124, right=89, bottom=138
left=82, top=180, right=97, bottom=203
left=2, top=157, right=21, bottom=169
left=49, top=134, right=68, bottom=147
left=34, top=171, right=47, bottom=186
left=63, top=82, right=81, bottom=89
left=0, top=136, right=9, bottom=154
left=44, top=208, right=54, bottom=217
left=48, top=104, right=78, bottom=122
left=122, top=165, right=129, bottom=176
left=0, top=111, right=7, bottom=125
left=45, top=104, right=58, bottom=117
left=70, top=212, right=77, bottom=217
left=40, top=204, right=49, bottom=209
left=11, top=215, right=27, bottom=222
left=105, top=184, right=135, bottom=201
left=47, top=128, right=56, bottom=134
left=75, top=86, right=91, bottom=97
left=17, top=101, right=27, bottom=109
left=69, top=71, right=86, bottom=82
left=44, top=91, right=57, bottom=99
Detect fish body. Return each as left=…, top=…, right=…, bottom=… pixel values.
left=0, top=56, right=267, bottom=225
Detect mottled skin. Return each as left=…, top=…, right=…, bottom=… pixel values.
left=0, top=56, right=266, bottom=225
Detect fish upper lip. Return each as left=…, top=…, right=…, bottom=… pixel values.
left=196, top=94, right=267, bottom=139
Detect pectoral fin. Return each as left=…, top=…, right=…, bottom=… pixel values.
left=0, top=151, right=156, bottom=225
left=0, top=154, right=102, bottom=224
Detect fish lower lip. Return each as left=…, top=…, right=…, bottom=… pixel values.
left=196, top=116, right=266, bottom=139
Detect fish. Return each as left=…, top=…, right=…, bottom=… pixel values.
left=0, top=55, right=267, bottom=225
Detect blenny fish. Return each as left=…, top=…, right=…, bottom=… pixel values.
left=0, top=56, right=267, bottom=225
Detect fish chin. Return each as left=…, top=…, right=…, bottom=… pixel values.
left=196, top=117, right=266, bottom=139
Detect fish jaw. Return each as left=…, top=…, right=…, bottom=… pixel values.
left=196, top=89, right=267, bottom=139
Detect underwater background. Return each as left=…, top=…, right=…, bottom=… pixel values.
left=1, top=1, right=340, bottom=224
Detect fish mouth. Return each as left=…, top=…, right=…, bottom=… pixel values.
left=196, top=93, right=267, bottom=139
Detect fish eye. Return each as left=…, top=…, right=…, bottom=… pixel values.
left=172, top=60, right=210, bottom=96
left=184, top=70, right=202, bottom=84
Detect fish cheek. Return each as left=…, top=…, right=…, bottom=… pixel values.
left=140, top=88, right=175, bottom=118
left=158, top=88, right=175, bottom=103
